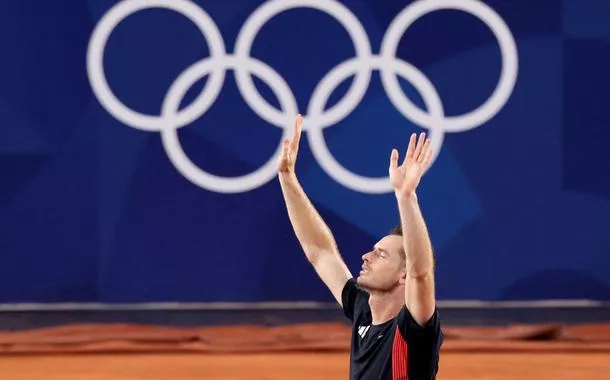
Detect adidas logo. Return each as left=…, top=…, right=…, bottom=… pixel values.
left=357, top=325, right=370, bottom=338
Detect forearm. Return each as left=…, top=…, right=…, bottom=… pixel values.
left=397, top=193, right=434, bottom=278
left=279, top=172, right=338, bottom=262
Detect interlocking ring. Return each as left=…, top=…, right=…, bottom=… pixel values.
left=87, top=0, right=518, bottom=194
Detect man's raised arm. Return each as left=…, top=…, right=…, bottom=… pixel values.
left=278, top=114, right=352, bottom=305
left=389, top=132, right=437, bottom=327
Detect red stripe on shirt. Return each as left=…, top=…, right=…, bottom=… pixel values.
left=392, top=325, right=408, bottom=380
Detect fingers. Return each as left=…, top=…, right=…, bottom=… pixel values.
left=290, top=114, right=303, bottom=151
left=389, top=148, right=399, bottom=169
left=412, top=132, right=426, bottom=162
left=404, top=133, right=417, bottom=164
left=282, top=138, right=290, bottom=160
left=422, top=143, right=433, bottom=169
left=278, top=139, right=291, bottom=172
left=279, top=114, right=301, bottom=172
left=417, top=138, right=431, bottom=163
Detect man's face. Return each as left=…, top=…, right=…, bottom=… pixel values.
left=356, top=235, right=405, bottom=292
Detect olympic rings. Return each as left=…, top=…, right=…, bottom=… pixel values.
left=87, top=0, right=518, bottom=194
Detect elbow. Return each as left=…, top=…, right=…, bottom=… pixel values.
left=305, top=250, right=320, bottom=264
left=405, top=250, right=436, bottom=279
left=406, top=268, right=434, bottom=282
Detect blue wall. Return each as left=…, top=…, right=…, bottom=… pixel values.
left=0, top=0, right=608, bottom=303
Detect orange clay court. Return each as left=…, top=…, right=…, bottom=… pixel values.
left=0, top=352, right=609, bottom=380
left=0, top=321, right=609, bottom=379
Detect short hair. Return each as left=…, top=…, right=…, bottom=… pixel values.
left=389, top=224, right=406, bottom=264
left=389, top=224, right=403, bottom=236
left=389, top=224, right=436, bottom=270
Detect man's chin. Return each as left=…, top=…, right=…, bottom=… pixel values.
left=356, top=275, right=369, bottom=288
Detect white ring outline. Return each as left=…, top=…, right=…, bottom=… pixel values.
left=380, top=0, right=518, bottom=132
left=161, top=56, right=296, bottom=194
left=233, top=0, right=373, bottom=130
left=87, top=0, right=226, bottom=131
left=307, top=57, right=445, bottom=193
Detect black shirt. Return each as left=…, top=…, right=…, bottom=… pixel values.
left=341, top=278, right=443, bottom=380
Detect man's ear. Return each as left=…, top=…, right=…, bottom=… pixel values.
left=399, top=271, right=407, bottom=285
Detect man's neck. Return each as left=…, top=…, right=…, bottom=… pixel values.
left=367, top=289, right=404, bottom=325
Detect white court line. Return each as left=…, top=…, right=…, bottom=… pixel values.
left=0, top=300, right=607, bottom=312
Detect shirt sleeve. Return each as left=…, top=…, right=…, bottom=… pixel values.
left=397, top=306, right=443, bottom=379
left=396, top=305, right=442, bottom=343
left=341, top=278, right=369, bottom=322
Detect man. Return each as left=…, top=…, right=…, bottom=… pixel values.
left=278, top=114, right=443, bottom=379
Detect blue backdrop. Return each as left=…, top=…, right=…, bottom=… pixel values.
left=0, top=0, right=608, bottom=303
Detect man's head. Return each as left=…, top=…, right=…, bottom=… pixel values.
left=356, top=225, right=407, bottom=292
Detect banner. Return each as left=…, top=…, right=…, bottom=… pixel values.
left=0, top=0, right=608, bottom=302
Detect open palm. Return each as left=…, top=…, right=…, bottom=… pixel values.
left=389, top=132, right=433, bottom=197
left=278, top=114, right=303, bottom=174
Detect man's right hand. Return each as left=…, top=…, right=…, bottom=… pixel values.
left=276, top=113, right=352, bottom=306
left=278, top=114, right=303, bottom=174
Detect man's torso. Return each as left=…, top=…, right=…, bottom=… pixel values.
left=343, top=279, right=443, bottom=380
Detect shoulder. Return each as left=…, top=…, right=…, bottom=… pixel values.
left=394, top=306, right=443, bottom=379
left=396, top=304, right=443, bottom=343
left=341, top=278, right=370, bottom=322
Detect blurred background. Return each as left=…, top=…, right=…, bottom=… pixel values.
left=0, top=0, right=609, bottom=378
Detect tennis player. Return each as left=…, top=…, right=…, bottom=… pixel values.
left=279, top=114, right=443, bottom=379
